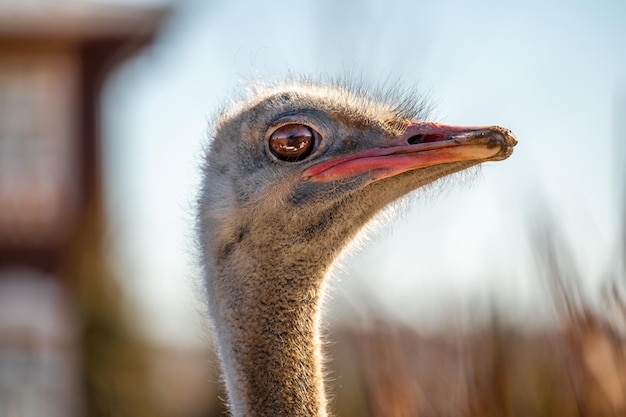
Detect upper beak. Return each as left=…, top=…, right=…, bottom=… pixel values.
left=302, top=122, right=517, bottom=183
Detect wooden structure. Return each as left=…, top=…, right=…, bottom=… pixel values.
left=0, top=3, right=168, bottom=416
left=0, top=2, right=168, bottom=272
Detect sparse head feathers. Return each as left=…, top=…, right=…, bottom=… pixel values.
left=214, top=77, right=431, bottom=138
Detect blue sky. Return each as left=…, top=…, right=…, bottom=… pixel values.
left=101, top=0, right=626, bottom=344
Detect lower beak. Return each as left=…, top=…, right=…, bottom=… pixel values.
left=302, top=122, right=517, bottom=183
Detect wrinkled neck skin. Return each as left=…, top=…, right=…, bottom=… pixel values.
left=201, top=162, right=478, bottom=417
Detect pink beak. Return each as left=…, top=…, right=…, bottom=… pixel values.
left=302, top=122, right=517, bottom=183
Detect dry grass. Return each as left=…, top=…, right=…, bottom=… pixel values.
left=327, top=213, right=626, bottom=417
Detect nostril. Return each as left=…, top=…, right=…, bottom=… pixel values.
left=407, top=134, right=444, bottom=144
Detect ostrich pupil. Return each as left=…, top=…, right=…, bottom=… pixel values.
left=269, top=124, right=315, bottom=161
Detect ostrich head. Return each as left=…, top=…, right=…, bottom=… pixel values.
left=198, top=79, right=516, bottom=417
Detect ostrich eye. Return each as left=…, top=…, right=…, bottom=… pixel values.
left=269, top=124, right=316, bottom=162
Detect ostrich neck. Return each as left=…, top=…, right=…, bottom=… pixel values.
left=205, top=163, right=481, bottom=417
left=208, top=237, right=333, bottom=417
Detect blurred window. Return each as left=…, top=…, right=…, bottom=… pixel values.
left=0, top=52, right=79, bottom=247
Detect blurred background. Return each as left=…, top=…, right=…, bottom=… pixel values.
left=0, top=0, right=624, bottom=416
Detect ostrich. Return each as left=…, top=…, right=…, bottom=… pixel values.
left=198, top=79, right=517, bottom=417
